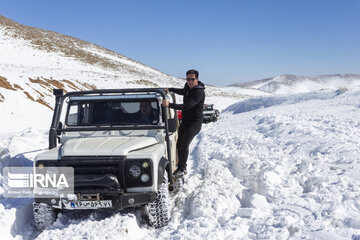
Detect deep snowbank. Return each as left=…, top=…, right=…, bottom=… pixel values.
left=1, top=88, right=360, bottom=239
left=223, top=88, right=347, bottom=114
left=199, top=88, right=360, bottom=238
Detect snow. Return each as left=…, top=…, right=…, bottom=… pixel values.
left=1, top=16, right=360, bottom=240
left=1, top=86, right=360, bottom=239
left=234, top=74, right=360, bottom=95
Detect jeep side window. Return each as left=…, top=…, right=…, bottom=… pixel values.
left=67, top=103, right=91, bottom=125
left=67, top=104, right=78, bottom=125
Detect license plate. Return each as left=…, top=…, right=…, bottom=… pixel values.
left=63, top=200, right=112, bottom=209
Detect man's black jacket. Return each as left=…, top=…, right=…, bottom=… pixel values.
left=169, top=81, right=205, bottom=124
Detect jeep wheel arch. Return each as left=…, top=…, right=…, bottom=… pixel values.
left=158, top=157, right=169, bottom=190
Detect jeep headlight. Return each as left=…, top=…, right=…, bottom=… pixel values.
left=142, top=161, right=149, bottom=168
left=140, top=174, right=150, bottom=183
left=128, top=164, right=142, bottom=178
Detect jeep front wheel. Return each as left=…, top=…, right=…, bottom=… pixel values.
left=33, top=202, right=57, bottom=230
left=146, top=172, right=171, bottom=228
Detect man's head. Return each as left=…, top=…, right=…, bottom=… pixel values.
left=186, top=69, right=199, bottom=89
left=139, top=102, right=151, bottom=117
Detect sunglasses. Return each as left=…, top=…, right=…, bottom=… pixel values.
left=186, top=78, right=196, bottom=81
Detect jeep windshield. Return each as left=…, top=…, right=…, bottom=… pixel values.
left=65, top=95, right=160, bottom=126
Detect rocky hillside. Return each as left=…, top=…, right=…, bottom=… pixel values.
left=0, top=15, right=188, bottom=109
left=0, top=15, right=253, bottom=133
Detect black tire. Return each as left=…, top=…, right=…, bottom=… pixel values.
left=146, top=173, right=171, bottom=228
left=33, top=202, right=57, bottom=230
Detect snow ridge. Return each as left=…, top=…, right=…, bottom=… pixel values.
left=230, top=74, right=360, bottom=94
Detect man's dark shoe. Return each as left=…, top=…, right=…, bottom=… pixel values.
left=173, top=168, right=187, bottom=178
left=172, top=168, right=187, bottom=192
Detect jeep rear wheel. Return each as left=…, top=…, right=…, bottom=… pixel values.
left=33, top=202, right=57, bottom=230
left=146, top=172, right=171, bottom=228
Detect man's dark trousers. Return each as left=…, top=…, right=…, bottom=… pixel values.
left=176, top=120, right=202, bottom=171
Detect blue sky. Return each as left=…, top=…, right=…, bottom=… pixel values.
left=1, top=0, right=359, bottom=86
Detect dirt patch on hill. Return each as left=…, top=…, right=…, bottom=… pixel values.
left=23, top=90, right=52, bottom=109
left=0, top=73, right=97, bottom=109
left=14, top=84, right=24, bottom=90
left=28, top=77, right=76, bottom=94
left=129, top=79, right=159, bottom=87
left=35, top=98, right=52, bottom=110
left=62, top=79, right=82, bottom=91
left=0, top=76, right=15, bottom=90
left=77, top=81, right=97, bottom=90
left=26, top=77, right=98, bottom=109
left=34, top=89, right=45, bottom=98
left=29, top=77, right=50, bottom=88
left=23, top=91, right=35, bottom=101
left=0, top=74, right=98, bottom=108
left=29, top=77, right=65, bottom=89
left=43, top=78, right=65, bottom=90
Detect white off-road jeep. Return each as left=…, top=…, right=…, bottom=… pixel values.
left=33, top=88, right=179, bottom=230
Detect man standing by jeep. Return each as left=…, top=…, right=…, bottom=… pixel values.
left=162, top=69, right=205, bottom=176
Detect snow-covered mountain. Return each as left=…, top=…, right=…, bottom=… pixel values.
left=0, top=15, right=184, bottom=107
left=0, top=15, right=182, bottom=133
left=0, top=15, right=252, bottom=135
left=230, top=74, right=360, bottom=94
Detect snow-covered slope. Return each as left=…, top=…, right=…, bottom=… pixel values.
left=0, top=15, right=178, bottom=136
left=230, top=74, right=360, bottom=94
left=0, top=15, right=251, bottom=135
left=1, top=87, right=360, bottom=239
left=0, top=15, right=180, bottom=87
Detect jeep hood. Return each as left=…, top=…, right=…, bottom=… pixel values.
left=61, top=136, right=158, bottom=156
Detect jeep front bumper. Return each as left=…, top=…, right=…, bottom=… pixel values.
left=34, top=191, right=157, bottom=210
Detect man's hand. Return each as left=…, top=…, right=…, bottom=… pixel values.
left=162, top=99, right=169, bottom=107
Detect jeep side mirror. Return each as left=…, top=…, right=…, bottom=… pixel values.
left=167, top=118, right=177, bottom=133
left=57, top=122, right=63, bottom=135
